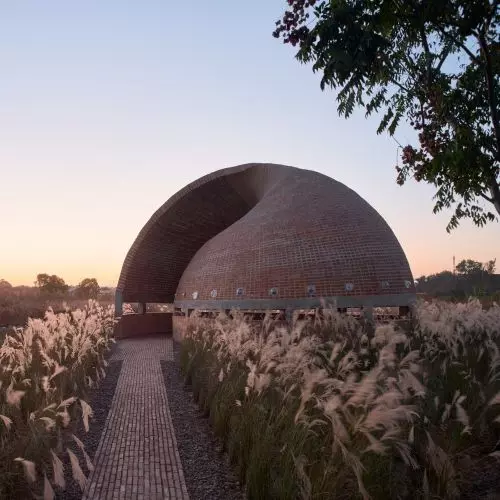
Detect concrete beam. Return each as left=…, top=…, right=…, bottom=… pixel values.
left=174, top=293, right=416, bottom=312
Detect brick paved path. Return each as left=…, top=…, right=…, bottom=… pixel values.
left=83, top=336, right=189, bottom=500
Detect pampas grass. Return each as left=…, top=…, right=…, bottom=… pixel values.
left=14, top=458, right=37, bottom=483
left=0, top=299, right=115, bottom=498
left=67, top=448, right=87, bottom=490
left=181, top=299, right=500, bottom=499
left=51, top=450, right=65, bottom=489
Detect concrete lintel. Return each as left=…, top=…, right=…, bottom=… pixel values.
left=173, top=293, right=416, bottom=312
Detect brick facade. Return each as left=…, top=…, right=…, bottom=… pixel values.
left=117, top=163, right=415, bottom=312
left=116, top=313, right=173, bottom=338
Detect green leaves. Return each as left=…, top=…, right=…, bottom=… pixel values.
left=377, top=108, right=394, bottom=135
left=365, top=88, right=388, bottom=117
left=275, top=0, right=500, bottom=230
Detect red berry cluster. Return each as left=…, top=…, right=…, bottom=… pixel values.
left=272, top=0, right=317, bottom=46
left=398, top=81, right=454, bottom=186
left=397, top=145, right=427, bottom=184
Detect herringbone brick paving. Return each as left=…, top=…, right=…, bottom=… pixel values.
left=83, top=336, right=188, bottom=500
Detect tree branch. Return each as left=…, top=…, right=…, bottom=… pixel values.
left=387, top=76, right=413, bottom=96
left=478, top=33, right=500, bottom=163
left=401, top=51, right=419, bottom=74
left=487, top=174, right=500, bottom=216
left=483, top=0, right=499, bottom=35
left=420, top=100, right=425, bottom=130
left=420, top=25, right=433, bottom=86
left=433, top=24, right=481, bottom=64
left=479, top=191, right=494, bottom=203
left=435, top=42, right=453, bottom=73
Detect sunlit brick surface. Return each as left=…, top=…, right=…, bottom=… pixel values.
left=83, top=337, right=187, bottom=500
left=117, top=163, right=414, bottom=304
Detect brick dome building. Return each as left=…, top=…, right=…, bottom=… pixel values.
left=116, top=163, right=415, bottom=338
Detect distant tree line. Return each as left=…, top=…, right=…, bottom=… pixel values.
left=0, top=275, right=115, bottom=327
left=33, top=274, right=102, bottom=299
left=416, top=258, right=499, bottom=297
left=0, top=275, right=114, bottom=300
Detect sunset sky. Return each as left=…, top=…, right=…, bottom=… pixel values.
left=1, top=1, right=498, bottom=287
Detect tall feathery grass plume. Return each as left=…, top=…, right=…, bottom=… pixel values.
left=0, top=299, right=115, bottom=498
left=180, top=299, right=500, bottom=499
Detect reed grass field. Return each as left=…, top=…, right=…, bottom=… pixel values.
left=0, top=300, right=115, bottom=499
left=181, top=300, right=500, bottom=499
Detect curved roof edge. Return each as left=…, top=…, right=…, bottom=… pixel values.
left=117, top=163, right=414, bottom=305
left=117, top=163, right=295, bottom=300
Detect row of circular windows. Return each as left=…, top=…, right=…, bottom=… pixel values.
left=176, top=280, right=413, bottom=300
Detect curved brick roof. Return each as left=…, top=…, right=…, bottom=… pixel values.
left=117, top=163, right=415, bottom=308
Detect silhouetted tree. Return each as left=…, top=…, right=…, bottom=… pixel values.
left=456, top=259, right=484, bottom=275
left=75, top=278, right=100, bottom=299
left=417, top=258, right=499, bottom=296
left=35, top=273, right=69, bottom=296
left=455, top=258, right=497, bottom=275
left=484, top=258, right=497, bottom=274
left=0, top=279, right=12, bottom=290
left=273, top=0, right=500, bottom=230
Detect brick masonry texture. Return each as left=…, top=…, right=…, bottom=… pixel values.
left=83, top=336, right=189, bottom=500
left=115, top=313, right=173, bottom=338
left=117, top=163, right=415, bottom=305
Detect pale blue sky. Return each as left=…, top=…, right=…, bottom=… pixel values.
left=1, top=1, right=498, bottom=286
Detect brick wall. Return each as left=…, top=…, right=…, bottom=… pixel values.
left=115, top=313, right=173, bottom=339
left=117, top=163, right=415, bottom=307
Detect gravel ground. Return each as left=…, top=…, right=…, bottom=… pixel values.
left=57, top=354, right=123, bottom=500
left=161, top=342, right=244, bottom=500
left=460, top=458, right=500, bottom=500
